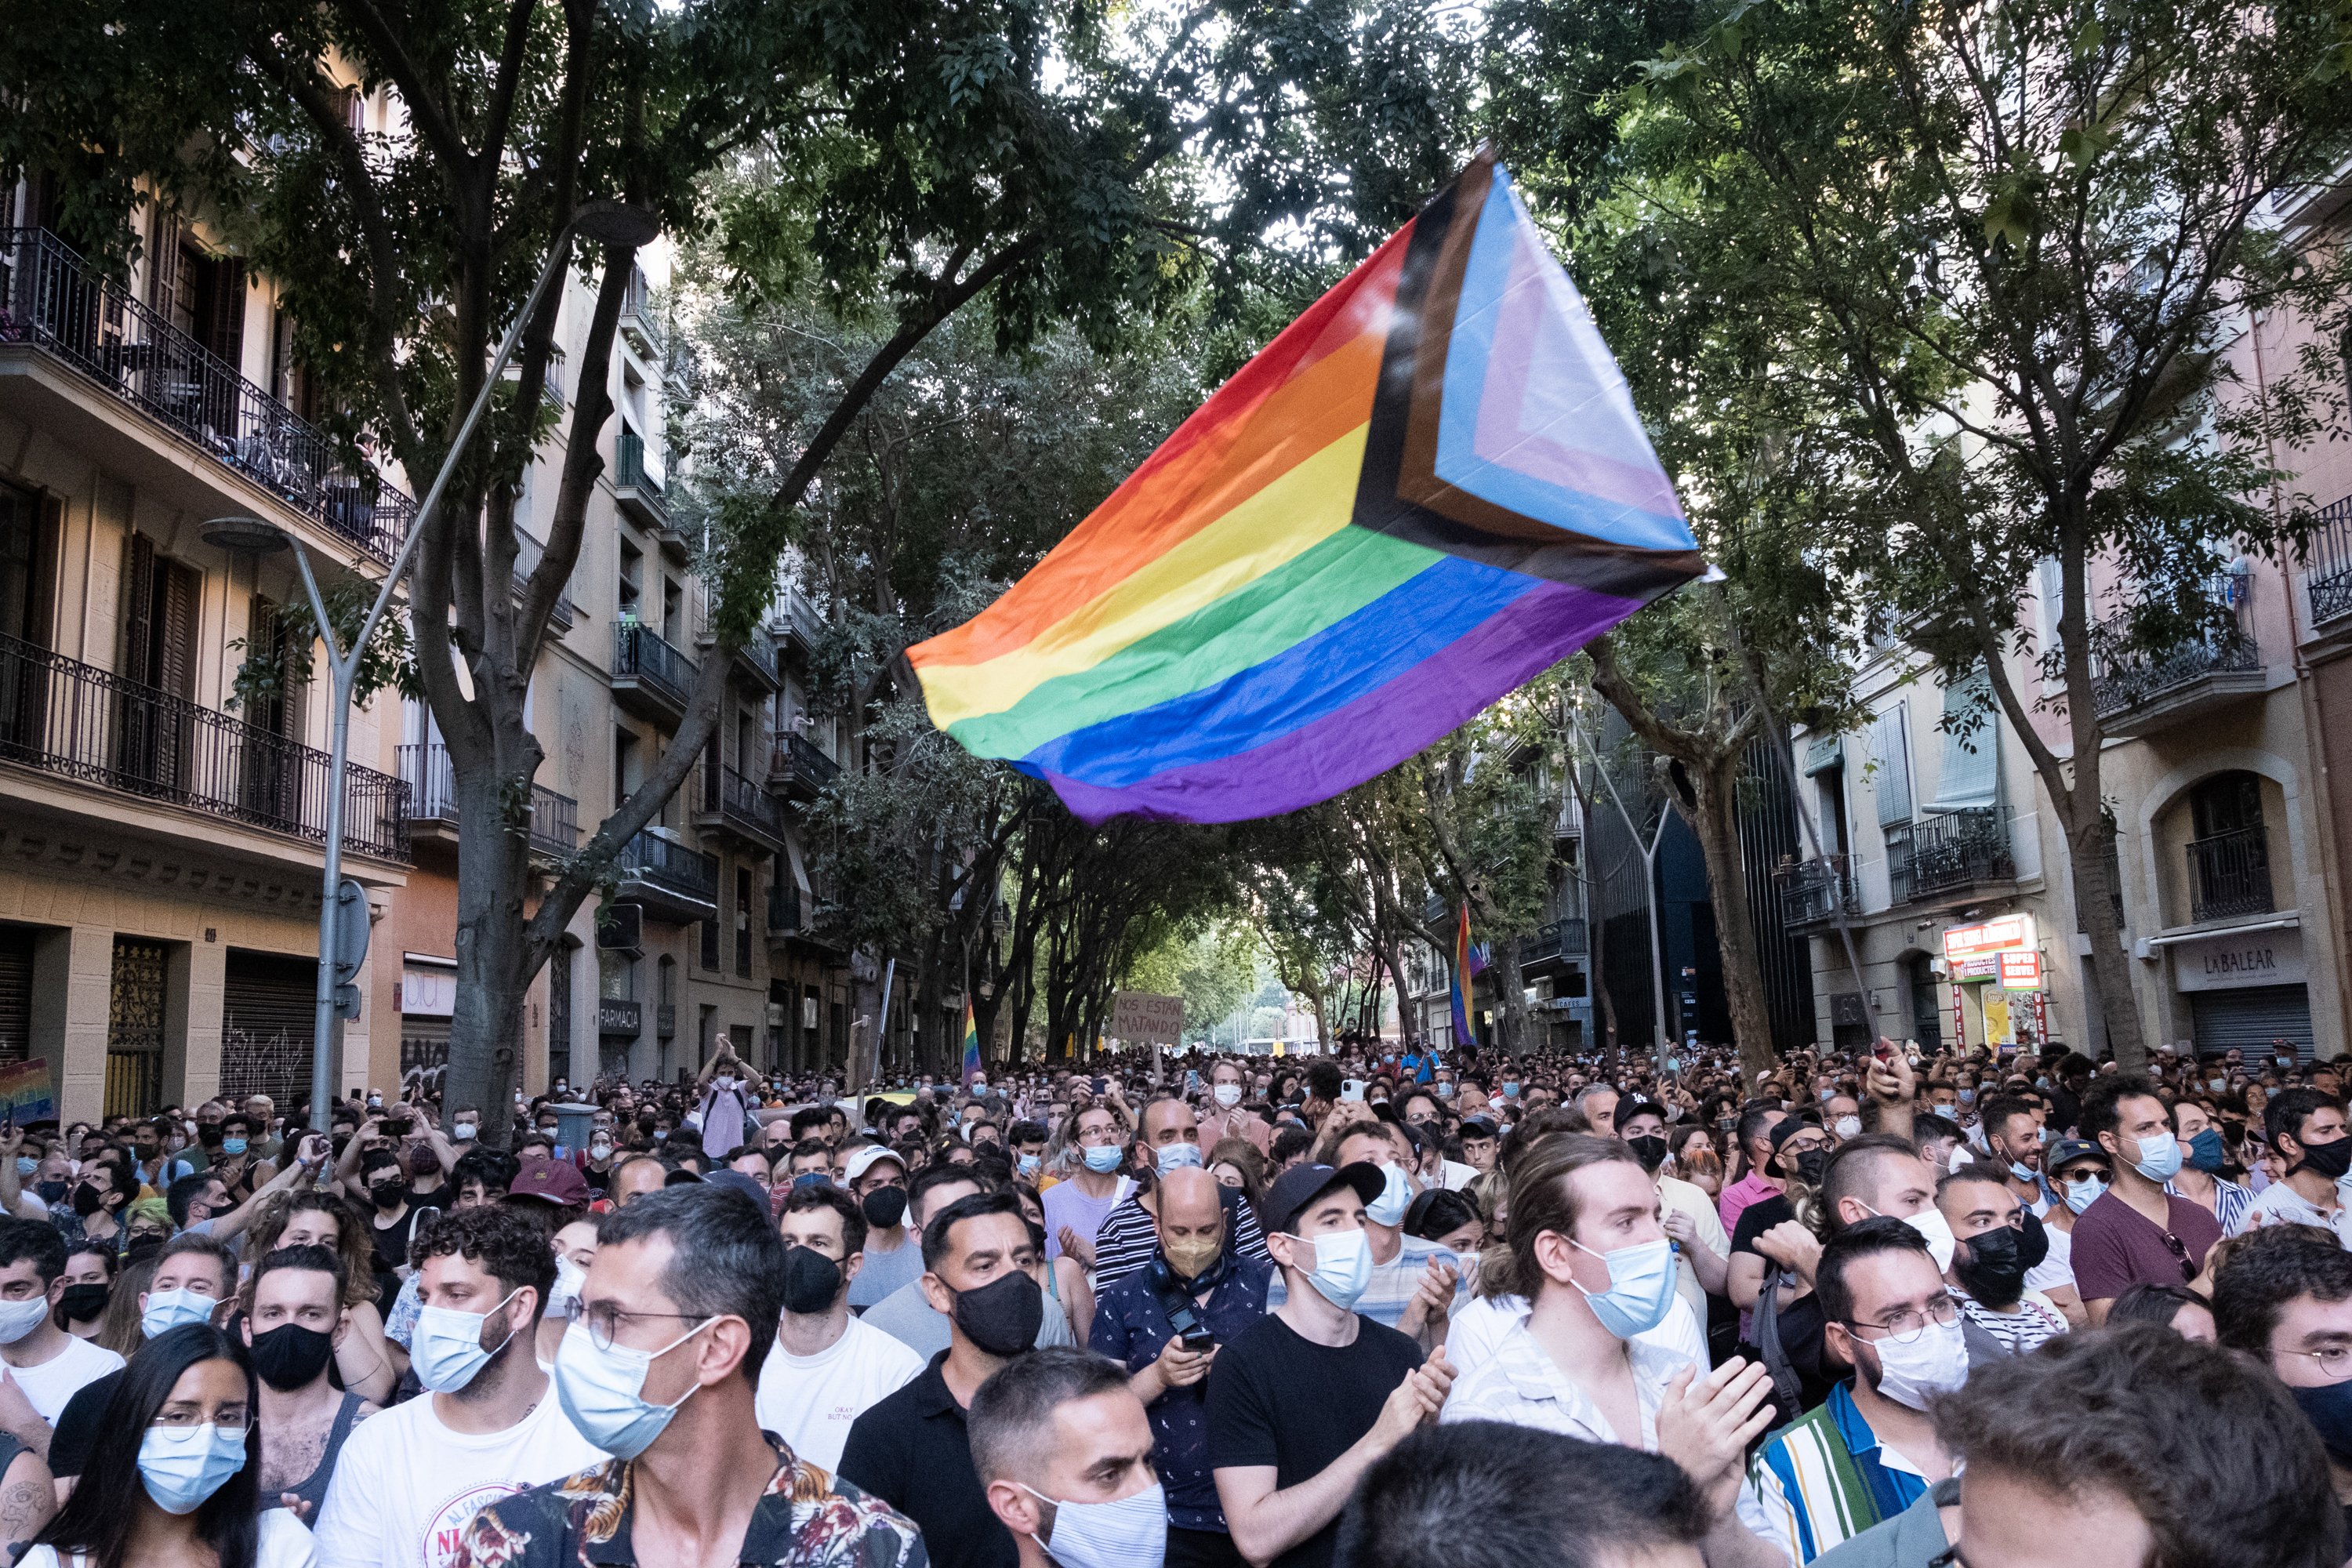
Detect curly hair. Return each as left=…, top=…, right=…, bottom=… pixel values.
left=414, top=1204, right=557, bottom=1316
left=246, top=1190, right=376, bottom=1308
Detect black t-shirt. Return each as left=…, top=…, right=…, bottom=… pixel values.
left=1728, top=1196, right=1838, bottom=1415
left=1204, top=1312, right=1422, bottom=1568
left=1731, top=1193, right=1796, bottom=1257
left=46, top=1367, right=122, bottom=1480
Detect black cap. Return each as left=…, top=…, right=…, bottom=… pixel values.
left=1459, top=1116, right=1500, bottom=1139
left=1263, top=1160, right=1387, bottom=1236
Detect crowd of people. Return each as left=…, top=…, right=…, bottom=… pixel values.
left=0, top=1027, right=2344, bottom=1566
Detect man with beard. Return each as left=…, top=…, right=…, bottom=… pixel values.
left=1933, top=1167, right=2067, bottom=1356
left=1619, top=1101, right=1730, bottom=1334
left=244, top=1244, right=378, bottom=1517
left=1739, top=1218, right=1963, bottom=1563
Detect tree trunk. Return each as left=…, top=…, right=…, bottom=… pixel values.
left=1685, top=754, right=1778, bottom=1083
left=445, top=759, right=537, bottom=1143
left=1491, top=935, right=1530, bottom=1056
left=2066, top=811, right=2144, bottom=1068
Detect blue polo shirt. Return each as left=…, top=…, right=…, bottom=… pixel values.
left=1090, top=1251, right=1274, bottom=1533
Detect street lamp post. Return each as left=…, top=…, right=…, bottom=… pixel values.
left=204, top=200, right=659, bottom=1131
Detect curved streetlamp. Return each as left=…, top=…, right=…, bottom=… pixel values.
left=205, top=198, right=659, bottom=1131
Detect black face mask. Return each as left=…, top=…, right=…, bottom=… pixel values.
left=951, top=1269, right=1044, bottom=1358
left=1626, top=1134, right=1670, bottom=1174
left=71, top=1184, right=106, bottom=1218
left=2016, top=1207, right=2051, bottom=1272
left=1955, top=1224, right=2028, bottom=1307
left=369, top=1182, right=407, bottom=1211
left=2296, top=1379, right=2352, bottom=1463
left=1788, top=1149, right=1831, bottom=1187
left=780, top=1246, right=844, bottom=1316
left=2297, top=1137, right=2352, bottom=1182
left=35, top=1181, right=67, bottom=1207
left=58, top=1283, right=110, bottom=1323
left=861, top=1188, right=908, bottom=1230
left=249, top=1322, right=337, bottom=1391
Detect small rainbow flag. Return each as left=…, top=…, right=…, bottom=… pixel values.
left=1451, top=901, right=1476, bottom=1047
left=960, top=1000, right=982, bottom=1088
left=908, top=154, right=1704, bottom=823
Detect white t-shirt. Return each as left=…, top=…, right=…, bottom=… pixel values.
left=753, top=1315, right=926, bottom=1473
left=2239, top=1179, right=2352, bottom=1247
left=2027, top=1213, right=2078, bottom=1295
left=313, top=1384, right=605, bottom=1568
left=26, top=1505, right=318, bottom=1568
left=5, top=1334, right=124, bottom=1424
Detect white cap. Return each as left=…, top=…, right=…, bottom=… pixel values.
left=844, top=1145, right=907, bottom=1185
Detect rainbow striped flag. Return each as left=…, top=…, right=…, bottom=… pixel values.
left=960, top=1000, right=982, bottom=1088
left=1450, top=900, right=1475, bottom=1047
left=909, top=154, right=1705, bottom=823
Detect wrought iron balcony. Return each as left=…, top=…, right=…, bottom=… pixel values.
left=2187, top=824, right=2275, bottom=924
left=615, top=829, right=718, bottom=923
left=511, top=530, right=575, bottom=632
left=613, top=429, right=677, bottom=544
left=768, top=880, right=803, bottom=936
left=1890, top=809, right=2015, bottom=904
left=2089, top=572, right=2262, bottom=735
left=695, top=759, right=783, bottom=851
left=2307, top=492, right=2352, bottom=626
left=770, top=732, right=841, bottom=800
left=699, top=614, right=779, bottom=691
left=0, top=631, right=408, bottom=860
left=0, top=227, right=412, bottom=563
left=1520, top=917, right=1589, bottom=967
left=610, top=620, right=698, bottom=728
left=619, top=266, right=666, bottom=361
left=392, top=742, right=578, bottom=858
left=771, top=586, right=820, bottom=655
left=1777, top=857, right=1860, bottom=931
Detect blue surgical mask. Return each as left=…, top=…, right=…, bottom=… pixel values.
left=1366, top=1162, right=1411, bottom=1229
left=1294, top=1228, right=1374, bottom=1312
left=1570, top=1236, right=1679, bottom=1339
left=1502, top=1082, right=1521, bottom=1099
left=2007, top=1160, right=2038, bottom=1185
left=12, top=1158, right=33, bottom=1180
left=2063, top=1174, right=2108, bottom=1213
left=1082, top=1145, right=1125, bottom=1174
left=2185, top=1128, right=2227, bottom=1174
left=141, top=1287, right=217, bottom=1339
left=1022, top=1480, right=1170, bottom=1568
left=554, top=1317, right=713, bottom=1460
left=137, top=1422, right=248, bottom=1514
left=1018, top=1153, right=1041, bottom=1178
left=220, top=1138, right=247, bottom=1156
left=1156, top=1142, right=1203, bottom=1174
left=411, top=1289, right=521, bottom=1393
left=2129, top=1130, right=2183, bottom=1183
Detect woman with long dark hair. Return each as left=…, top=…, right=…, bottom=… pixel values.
left=27, top=1323, right=316, bottom=1568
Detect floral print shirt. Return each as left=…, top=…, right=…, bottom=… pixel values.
left=452, top=1434, right=927, bottom=1567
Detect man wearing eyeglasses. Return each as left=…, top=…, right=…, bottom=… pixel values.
left=2070, top=1074, right=2223, bottom=1324
left=2214, top=1224, right=2352, bottom=1521
left=1738, top=1218, right=1964, bottom=1565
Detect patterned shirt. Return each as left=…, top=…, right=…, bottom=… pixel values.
left=2166, top=1175, right=2253, bottom=1237
left=1442, top=1320, right=1695, bottom=1449
left=450, top=1436, right=926, bottom=1568
left=1739, top=1381, right=1933, bottom=1564
left=1951, top=1284, right=2067, bottom=1356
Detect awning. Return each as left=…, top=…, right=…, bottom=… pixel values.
left=1802, top=732, right=1843, bottom=776
left=783, top=833, right=811, bottom=898
left=1922, top=667, right=2000, bottom=815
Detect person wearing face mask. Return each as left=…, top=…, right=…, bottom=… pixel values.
left=2212, top=1225, right=2352, bottom=1534
left=975, top=1348, right=1167, bottom=1568
left=51, top=1246, right=112, bottom=1347
left=312, top=1207, right=601, bottom=1568
left=1197, top=1062, right=1271, bottom=1160
left=350, top=1151, right=417, bottom=1319
left=2165, top=1096, right=2253, bottom=1236
left=2071, top=1074, right=2223, bottom=1324
left=24, top=1323, right=307, bottom=1568
left=453, top=1185, right=921, bottom=1568
left=694, top=1037, right=753, bottom=1164
left=1443, top=1138, right=1781, bottom=1566
left=1088, top=1167, right=1272, bottom=1568
left=844, top=1147, right=922, bottom=1310
left=1739, top=1220, right=1962, bottom=1563
left=2238, top=1087, right=2352, bottom=1246
left=841, top=1191, right=1053, bottom=1568
left=1091, top=1100, right=1272, bottom=1290
left=532, top=1221, right=598, bottom=1370
left=752, top=1185, right=922, bottom=1472
left=1203, top=1161, right=1451, bottom=1568
left=1007, top=1120, right=1052, bottom=1185
left=0, top=1220, right=125, bottom=1460
left=1618, top=1102, right=1732, bottom=1329
left=1971, top=1098, right=2088, bottom=1330
left=1933, top=1167, right=2067, bottom=1356
left=1267, top=1125, right=1464, bottom=1353
left=1041, top=1105, right=1134, bottom=1271
left=240, top=1247, right=375, bottom=1519
left=49, top=1230, right=241, bottom=1494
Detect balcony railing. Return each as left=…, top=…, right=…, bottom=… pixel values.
left=0, top=228, right=412, bottom=563
left=2089, top=572, right=2259, bottom=718
left=614, top=429, right=671, bottom=532
left=1777, top=857, right=1860, bottom=930
left=617, top=829, right=717, bottom=903
left=768, top=880, right=803, bottom=935
left=390, top=742, right=579, bottom=856
left=2307, top=492, right=2352, bottom=625
left=700, top=759, right=782, bottom=841
left=2187, top=824, right=2275, bottom=923
left=0, top=631, right=408, bottom=859
left=511, top=531, right=575, bottom=630
left=1521, top=917, right=1589, bottom=964
left=619, top=267, right=666, bottom=360
left=771, top=731, right=841, bottom=795
left=612, top=621, right=697, bottom=711
left=1891, top=809, right=2014, bottom=902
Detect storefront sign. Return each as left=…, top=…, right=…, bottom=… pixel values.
left=1944, top=914, right=2036, bottom=964
left=2173, top=927, right=2307, bottom=993
left=1998, top=951, right=2042, bottom=989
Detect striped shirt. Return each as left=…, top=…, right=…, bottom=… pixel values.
left=1739, top=1381, right=1933, bottom=1564
left=2168, top=1175, right=2253, bottom=1237
left=1265, top=1232, right=1470, bottom=1331
left=1091, top=1187, right=1269, bottom=1287
left=1953, top=1285, right=2067, bottom=1355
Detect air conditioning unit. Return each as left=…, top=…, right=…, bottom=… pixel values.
left=597, top=902, right=644, bottom=953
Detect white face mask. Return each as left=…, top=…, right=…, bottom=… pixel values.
left=0, top=1295, right=49, bottom=1345
left=1213, top=1083, right=1243, bottom=1108
left=1866, top=1316, right=1970, bottom=1410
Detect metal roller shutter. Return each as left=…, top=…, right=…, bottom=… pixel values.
left=220, top=952, right=316, bottom=1110
left=0, top=927, right=31, bottom=1065
left=2190, top=985, right=2316, bottom=1061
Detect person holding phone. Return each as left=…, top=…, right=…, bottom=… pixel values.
left=1088, top=1167, right=1272, bottom=1568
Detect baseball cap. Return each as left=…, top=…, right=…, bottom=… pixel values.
left=1458, top=1116, right=1500, bottom=1140
left=1263, top=1161, right=1387, bottom=1237
left=507, top=1157, right=590, bottom=1207
left=844, top=1145, right=906, bottom=1185
left=2046, top=1138, right=2108, bottom=1173
left=704, top=1169, right=770, bottom=1210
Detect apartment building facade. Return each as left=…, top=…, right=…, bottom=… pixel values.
left=0, top=103, right=859, bottom=1121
